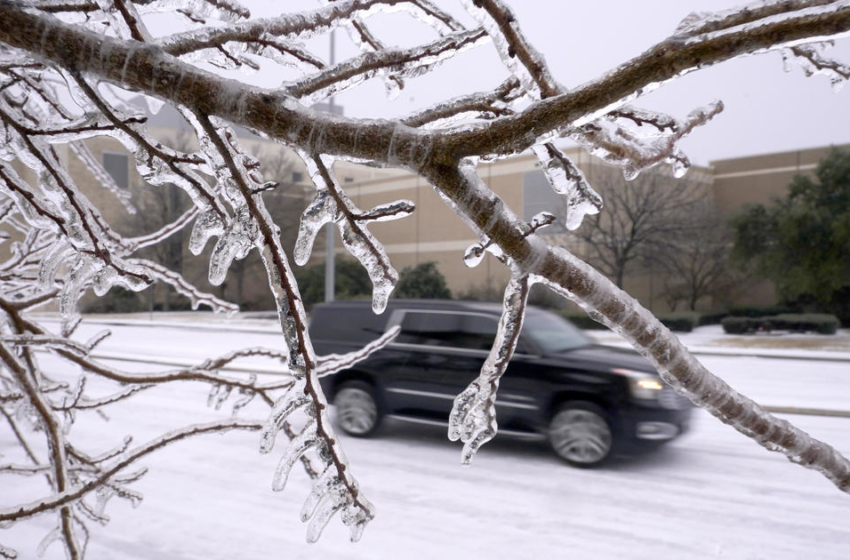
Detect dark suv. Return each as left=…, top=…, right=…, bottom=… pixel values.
left=310, top=299, right=692, bottom=466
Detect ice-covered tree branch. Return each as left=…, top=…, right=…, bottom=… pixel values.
left=2, top=2, right=849, bottom=166
left=2, top=0, right=850, bottom=557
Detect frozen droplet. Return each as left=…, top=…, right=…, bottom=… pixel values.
left=341, top=499, right=374, bottom=542
left=530, top=211, right=556, bottom=231
left=463, top=243, right=485, bottom=268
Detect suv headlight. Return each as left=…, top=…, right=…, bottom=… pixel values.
left=612, top=368, right=664, bottom=400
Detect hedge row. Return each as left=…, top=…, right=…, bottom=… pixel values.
left=721, top=314, right=839, bottom=335
left=727, top=305, right=798, bottom=318
left=561, top=309, right=841, bottom=335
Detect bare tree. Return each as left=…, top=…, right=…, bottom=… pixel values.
left=1, top=1, right=850, bottom=558
left=647, top=202, right=748, bottom=311
left=578, top=165, right=706, bottom=289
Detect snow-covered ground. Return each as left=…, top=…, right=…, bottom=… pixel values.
left=3, top=320, right=850, bottom=559
left=593, top=324, right=850, bottom=361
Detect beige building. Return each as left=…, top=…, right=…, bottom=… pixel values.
left=10, top=97, right=843, bottom=312
left=343, top=144, right=843, bottom=312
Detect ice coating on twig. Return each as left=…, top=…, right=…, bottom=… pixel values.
left=174, top=109, right=375, bottom=543
left=297, top=154, right=403, bottom=313
left=317, top=326, right=400, bottom=377
left=402, top=77, right=522, bottom=128
left=125, top=258, right=239, bottom=313
left=68, top=141, right=136, bottom=214
left=3, top=0, right=850, bottom=556
left=449, top=271, right=530, bottom=464
left=272, top=418, right=319, bottom=491
left=784, top=42, right=850, bottom=91
left=294, top=190, right=337, bottom=265
left=532, top=144, right=602, bottom=230
left=138, top=0, right=250, bottom=22
left=573, top=100, right=724, bottom=180
left=460, top=0, right=560, bottom=97
left=285, top=28, right=489, bottom=104
left=0, top=542, right=16, bottom=559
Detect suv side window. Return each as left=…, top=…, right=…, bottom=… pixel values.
left=395, top=311, right=522, bottom=352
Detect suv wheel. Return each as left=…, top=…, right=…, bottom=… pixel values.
left=333, top=382, right=380, bottom=437
left=549, top=402, right=613, bottom=467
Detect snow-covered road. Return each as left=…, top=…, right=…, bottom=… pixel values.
left=2, top=322, right=850, bottom=559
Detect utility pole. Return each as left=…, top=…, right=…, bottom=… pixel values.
left=324, top=30, right=336, bottom=303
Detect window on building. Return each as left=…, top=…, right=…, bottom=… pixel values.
left=102, top=152, right=129, bottom=189
left=292, top=171, right=304, bottom=183
left=344, top=176, right=354, bottom=183
left=522, top=169, right=567, bottom=234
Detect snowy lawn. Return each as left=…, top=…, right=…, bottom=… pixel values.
left=3, top=322, right=850, bottom=559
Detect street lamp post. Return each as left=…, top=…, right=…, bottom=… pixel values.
left=324, top=31, right=336, bottom=303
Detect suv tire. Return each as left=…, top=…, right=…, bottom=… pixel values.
left=333, top=381, right=381, bottom=437
left=549, top=401, right=613, bottom=467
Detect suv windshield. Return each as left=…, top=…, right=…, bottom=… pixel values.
left=523, top=312, right=593, bottom=353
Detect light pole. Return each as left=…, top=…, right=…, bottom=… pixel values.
left=324, top=30, right=336, bottom=303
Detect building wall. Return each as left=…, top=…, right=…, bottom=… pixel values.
left=7, top=95, right=845, bottom=313
left=710, top=145, right=842, bottom=213
left=344, top=149, right=718, bottom=312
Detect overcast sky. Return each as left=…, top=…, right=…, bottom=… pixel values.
left=191, top=1, right=850, bottom=166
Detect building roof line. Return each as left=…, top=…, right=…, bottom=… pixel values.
left=713, top=163, right=817, bottom=180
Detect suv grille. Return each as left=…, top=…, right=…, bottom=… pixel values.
left=658, top=387, right=691, bottom=410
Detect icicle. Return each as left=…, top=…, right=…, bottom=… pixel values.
left=293, top=191, right=337, bottom=266
left=35, top=527, right=62, bottom=557
left=300, top=466, right=336, bottom=521
left=37, top=239, right=72, bottom=289
left=532, top=144, right=602, bottom=230
left=341, top=501, right=372, bottom=542
left=272, top=419, right=319, bottom=492
left=448, top=272, right=531, bottom=464
left=189, top=210, right=226, bottom=255
left=259, top=384, right=311, bottom=453
left=306, top=498, right=346, bottom=543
